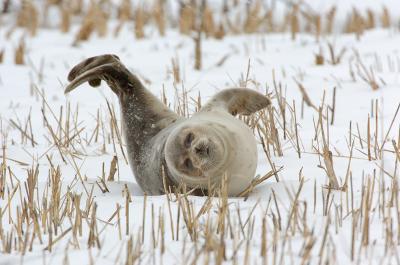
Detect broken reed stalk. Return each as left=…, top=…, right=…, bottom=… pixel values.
left=202, top=4, right=215, bottom=37
left=293, top=100, right=301, bottom=158
left=269, top=107, right=284, bottom=156
left=179, top=2, right=195, bottom=35
left=318, top=107, right=340, bottom=189
left=381, top=7, right=391, bottom=28
left=393, top=140, right=400, bottom=162
left=355, top=51, right=380, bottom=90
left=118, top=0, right=131, bottom=20
left=194, top=30, right=202, bottom=70
left=105, top=100, right=128, bottom=164
left=243, top=0, right=262, bottom=34
left=379, top=103, right=400, bottom=156
left=142, top=193, right=147, bottom=243
left=342, top=138, right=355, bottom=191
left=194, top=1, right=205, bottom=71
left=74, top=22, right=93, bottom=44
left=329, top=87, right=336, bottom=125
left=272, top=70, right=287, bottom=139
left=74, top=3, right=109, bottom=44
left=325, top=6, right=336, bottom=34
left=171, top=56, right=180, bottom=83
left=367, top=115, right=372, bottom=161
left=315, top=47, right=324, bottom=65
left=258, top=134, right=280, bottom=182
left=153, top=0, right=166, bottom=36
left=134, top=5, right=145, bottom=39
left=214, top=21, right=225, bottom=39
left=15, top=38, right=25, bottom=65
left=107, top=156, right=118, bottom=181
left=294, top=79, right=320, bottom=114
left=0, top=49, right=4, bottom=63
left=327, top=42, right=346, bottom=65
left=16, top=0, right=38, bottom=36
left=238, top=167, right=283, bottom=197
left=279, top=179, right=304, bottom=264
left=60, top=6, right=71, bottom=33
left=290, top=4, right=299, bottom=40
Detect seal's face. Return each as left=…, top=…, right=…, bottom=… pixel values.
left=165, top=122, right=231, bottom=186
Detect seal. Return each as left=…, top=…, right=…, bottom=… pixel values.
left=65, top=54, right=271, bottom=196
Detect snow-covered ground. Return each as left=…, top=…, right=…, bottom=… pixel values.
left=1, top=1, right=400, bottom=264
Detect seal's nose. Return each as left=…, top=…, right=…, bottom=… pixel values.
left=195, top=144, right=209, bottom=156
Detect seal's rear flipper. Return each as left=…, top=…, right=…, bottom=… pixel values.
left=65, top=63, right=117, bottom=93
left=65, top=54, right=142, bottom=96
left=65, top=54, right=179, bottom=132
left=200, top=88, right=271, bottom=116
left=67, top=54, right=120, bottom=82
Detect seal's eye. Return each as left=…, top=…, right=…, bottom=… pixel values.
left=184, top=158, right=193, bottom=170
left=184, top=133, right=194, bottom=148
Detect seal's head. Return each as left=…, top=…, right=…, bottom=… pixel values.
left=164, top=88, right=271, bottom=195
left=164, top=120, right=233, bottom=188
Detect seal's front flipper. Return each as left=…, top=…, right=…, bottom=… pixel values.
left=200, top=88, right=271, bottom=116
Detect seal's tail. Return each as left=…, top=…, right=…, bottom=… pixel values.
left=65, top=54, right=143, bottom=95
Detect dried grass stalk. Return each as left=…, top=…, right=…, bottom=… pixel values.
left=16, top=0, right=39, bottom=36
left=118, top=0, right=132, bottom=21
left=107, top=156, right=118, bottom=182
left=153, top=0, right=166, bottom=36
left=15, top=39, right=25, bottom=65
left=74, top=3, right=108, bottom=43
left=179, top=2, right=195, bottom=35
left=314, top=15, right=321, bottom=41
left=0, top=49, right=4, bottom=63
left=325, top=6, right=336, bottom=34
left=214, top=22, right=225, bottom=39
left=194, top=33, right=202, bottom=70
left=381, top=6, right=390, bottom=28
left=94, top=5, right=108, bottom=37
left=265, top=9, right=275, bottom=32
left=243, top=0, right=262, bottom=33
left=171, top=57, right=180, bottom=83
left=60, top=6, right=71, bottom=33
left=345, top=8, right=365, bottom=40
left=315, top=48, right=324, bottom=65
left=290, top=4, right=299, bottom=40
left=318, top=108, right=339, bottom=189
left=238, top=168, right=282, bottom=197
left=355, top=53, right=380, bottom=90
left=202, top=5, right=215, bottom=37
left=134, top=6, right=145, bottom=39
left=326, top=42, right=346, bottom=65
left=366, top=9, right=375, bottom=29
left=294, top=80, right=319, bottom=112
left=70, top=0, right=83, bottom=15
left=74, top=19, right=94, bottom=43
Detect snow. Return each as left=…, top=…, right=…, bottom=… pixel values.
left=1, top=1, right=400, bottom=265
